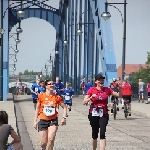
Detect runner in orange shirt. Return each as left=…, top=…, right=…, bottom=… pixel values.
left=33, top=79, right=67, bottom=150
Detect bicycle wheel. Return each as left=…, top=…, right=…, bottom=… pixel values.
left=113, top=102, right=117, bottom=120
left=124, top=104, right=127, bottom=119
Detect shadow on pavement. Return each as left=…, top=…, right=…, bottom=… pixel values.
left=13, top=96, right=34, bottom=150
left=114, top=117, right=142, bottom=121
left=14, top=98, right=32, bottom=103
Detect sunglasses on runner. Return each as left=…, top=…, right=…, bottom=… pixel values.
left=47, top=83, right=54, bottom=85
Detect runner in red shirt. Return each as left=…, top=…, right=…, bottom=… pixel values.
left=122, top=79, right=132, bottom=116
left=110, top=78, right=119, bottom=114
left=83, top=74, right=122, bottom=150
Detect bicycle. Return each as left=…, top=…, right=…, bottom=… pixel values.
left=113, top=99, right=117, bottom=120
left=124, top=98, right=130, bottom=119
left=111, top=96, right=119, bottom=120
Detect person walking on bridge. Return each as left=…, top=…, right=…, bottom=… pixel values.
left=16, top=77, right=22, bottom=98
left=54, top=77, right=64, bottom=109
left=63, top=82, right=74, bottom=117
left=85, top=79, right=93, bottom=94
left=39, top=80, right=46, bottom=94
left=83, top=73, right=122, bottom=150
left=138, top=79, right=145, bottom=103
left=33, top=79, right=67, bottom=150
left=31, top=78, right=41, bottom=110
left=54, top=77, right=64, bottom=98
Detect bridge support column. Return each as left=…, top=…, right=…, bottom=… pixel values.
left=3, top=1, right=9, bottom=101
left=0, top=0, right=9, bottom=101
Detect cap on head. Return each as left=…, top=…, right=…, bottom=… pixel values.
left=112, top=78, right=117, bottom=82
left=123, top=77, right=128, bottom=82
left=117, top=77, right=120, bottom=80
left=95, top=74, right=105, bottom=81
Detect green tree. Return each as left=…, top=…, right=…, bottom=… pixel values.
left=129, top=52, right=150, bottom=83
left=24, top=70, right=29, bottom=75
left=146, top=52, right=150, bottom=65
left=19, top=72, right=23, bottom=75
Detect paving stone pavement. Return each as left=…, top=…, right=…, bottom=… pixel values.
left=16, top=96, right=150, bottom=150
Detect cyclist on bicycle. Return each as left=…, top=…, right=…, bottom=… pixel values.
left=110, top=78, right=119, bottom=114
left=121, top=79, right=132, bottom=116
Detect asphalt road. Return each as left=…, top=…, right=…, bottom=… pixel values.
left=15, top=96, right=150, bottom=150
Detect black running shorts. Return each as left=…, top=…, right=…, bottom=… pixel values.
left=122, top=96, right=131, bottom=103
left=38, top=118, right=58, bottom=132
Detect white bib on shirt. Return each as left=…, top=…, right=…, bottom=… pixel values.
left=43, top=105, right=55, bottom=116
left=35, top=87, right=38, bottom=92
left=92, top=108, right=103, bottom=117
left=65, top=95, right=71, bottom=100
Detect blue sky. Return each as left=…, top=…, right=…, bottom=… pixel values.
left=9, top=0, right=150, bottom=74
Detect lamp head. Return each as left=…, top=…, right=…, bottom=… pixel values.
left=101, top=12, right=111, bottom=20
left=17, top=10, right=25, bottom=18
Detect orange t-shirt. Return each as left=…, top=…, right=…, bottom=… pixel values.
left=38, top=93, right=63, bottom=120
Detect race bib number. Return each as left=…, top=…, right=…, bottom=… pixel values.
left=53, top=90, right=56, bottom=93
left=35, top=88, right=38, bottom=92
left=43, top=105, right=55, bottom=116
left=92, top=108, right=103, bottom=117
left=99, top=109, right=103, bottom=117
left=65, top=95, right=70, bottom=100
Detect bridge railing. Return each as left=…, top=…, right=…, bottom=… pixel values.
left=9, top=86, right=31, bottom=95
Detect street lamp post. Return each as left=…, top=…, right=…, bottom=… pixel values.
left=9, top=45, right=19, bottom=54
left=55, top=48, right=59, bottom=77
left=9, top=64, right=16, bottom=71
left=47, top=53, right=55, bottom=81
left=101, top=0, right=127, bottom=80
left=61, top=22, right=83, bottom=94
left=78, top=22, right=95, bottom=85
left=63, top=27, right=82, bottom=94
left=9, top=34, right=21, bottom=44
left=44, top=63, right=48, bottom=79
left=44, top=63, right=52, bottom=80
left=9, top=54, right=17, bottom=62
left=63, top=34, right=77, bottom=86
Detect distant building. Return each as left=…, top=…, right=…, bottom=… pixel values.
left=117, top=64, right=147, bottom=80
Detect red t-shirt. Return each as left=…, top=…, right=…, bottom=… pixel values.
left=86, top=87, right=113, bottom=114
left=122, top=83, right=132, bottom=96
left=111, top=82, right=118, bottom=87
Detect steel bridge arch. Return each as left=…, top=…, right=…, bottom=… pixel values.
left=1, top=1, right=61, bottom=101
left=1, top=0, right=118, bottom=100
left=9, top=6, right=60, bottom=32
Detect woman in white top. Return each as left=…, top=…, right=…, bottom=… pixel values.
left=16, top=78, right=22, bottom=98
left=138, top=79, right=145, bottom=103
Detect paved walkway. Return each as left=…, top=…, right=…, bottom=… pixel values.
left=0, top=94, right=17, bottom=143
left=130, top=100, right=150, bottom=117
left=1, top=94, right=150, bottom=150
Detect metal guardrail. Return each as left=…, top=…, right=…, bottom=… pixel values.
left=9, top=87, right=31, bottom=95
